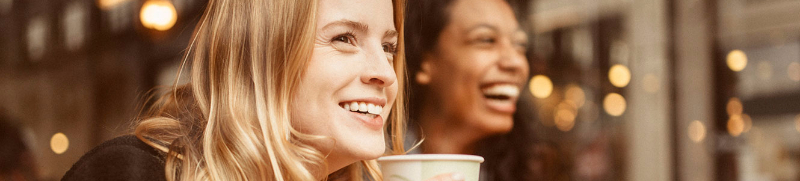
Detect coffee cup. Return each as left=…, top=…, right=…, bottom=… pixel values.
left=377, top=154, right=484, bottom=181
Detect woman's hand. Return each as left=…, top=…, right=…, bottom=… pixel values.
left=425, top=173, right=465, bottom=181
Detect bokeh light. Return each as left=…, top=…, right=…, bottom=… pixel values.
left=554, top=101, right=577, bottom=131
left=726, top=50, right=747, bottom=72
left=727, top=114, right=744, bottom=137
left=603, top=93, right=626, bottom=116
left=609, top=64, right=631, bottom=88
left=140, top=0, right=177, bottom=31
left=726, top=97, right=743, bottom=116
left=529, top=75, right=553, bottom=98
left=688, top=120, right=706, bottom=143
left=51, top=132, right=69, bottom=154
left=565, top=84, right=586, bottom=108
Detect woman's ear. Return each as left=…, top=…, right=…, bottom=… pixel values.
left=415, top=59, right=433, bottom=85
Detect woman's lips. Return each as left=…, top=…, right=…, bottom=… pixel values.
left=338, top=98, right=387, bottom=130
left=484, top=96, right=517, bottom=113
left=480, top=83, right=520, bottom=114
left=347, top=110, right=384, bottom=130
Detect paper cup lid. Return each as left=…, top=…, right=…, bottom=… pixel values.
left=377, top=154, right=484, bottom=163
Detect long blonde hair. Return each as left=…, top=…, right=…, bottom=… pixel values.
left=134, top=0, right=406, bottom=180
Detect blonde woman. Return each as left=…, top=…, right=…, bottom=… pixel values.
left=62, top=0, right=410, bottom=180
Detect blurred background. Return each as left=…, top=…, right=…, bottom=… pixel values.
left=1, top=0, right=799, bottom=180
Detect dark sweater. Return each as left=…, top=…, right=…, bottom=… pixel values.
left=62, top=135, right=167, bottom=181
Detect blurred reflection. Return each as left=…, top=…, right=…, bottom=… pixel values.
left=687, top=120, right=706, bottom=143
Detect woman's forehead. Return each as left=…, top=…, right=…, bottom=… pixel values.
left=316, top=0, right=396, bottom=32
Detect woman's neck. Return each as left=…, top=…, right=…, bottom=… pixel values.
left=417, top=108, right=486, bottom=155
left=316, top=153, right=352, bottom=180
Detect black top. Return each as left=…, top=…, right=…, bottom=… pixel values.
left=62, top=135, right=167, bottom=181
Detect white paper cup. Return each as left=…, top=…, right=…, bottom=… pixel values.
left=377, top=154, right=484, bottom=181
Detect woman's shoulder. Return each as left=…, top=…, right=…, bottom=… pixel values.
left=61, top=135, right=167, bottom=181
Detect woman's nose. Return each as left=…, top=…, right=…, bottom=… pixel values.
left=498, top=39, right=529, bottom=73
left=361, top=48, right=397, bottom=87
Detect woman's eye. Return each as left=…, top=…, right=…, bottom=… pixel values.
left=382, top=43, right=397, bottom=54
left=332, top=33, right=355, bottom=45
left=515, top=43, right=529, bottom=53
left=478, top=37, right=496, bottom=44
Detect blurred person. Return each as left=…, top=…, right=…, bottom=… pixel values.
left=0, top=114, right=37, bottom=181
left=404, top=0, right=536, bottom=180
left=61, top=0, right=420, bottom=180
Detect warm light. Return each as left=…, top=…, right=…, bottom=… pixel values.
left=529, top=75, right=553, bottom=98
left=727, top=50, right=747, bottom=72
left=687, top=120, right=706, bottom=143
left=787, top=62, right=800, bottom=82
left=565, top=84, right=585, bottom=108
left=554, top=102, right=577, bottom=131
left=603, top=93, right=626, bottom=116
left=742, top=114, right=752, bottom=133
left=727, top=114, right=744, bottom=137
left=97, top=0, right=129, bottom=10
left=51, top=133, right=69, bottom=154
left=642, top=73, right=660, bottom=93
left=726, top=98, right=743, bottom=116
left=140, top=0, right=177, bottom=31
left=609, top=64, right=631, bottom=88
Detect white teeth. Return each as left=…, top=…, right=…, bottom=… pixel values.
left=482, top=84, right=520, bottom=98
left=368, top=104, right=383, bottom=114
left=341, top=101, right=383, bottom=115
left=358, top=102, right=367, bottom=112
left=350, top=102, right=359, bottom=111
left=367, top=103, right=376, bottom=113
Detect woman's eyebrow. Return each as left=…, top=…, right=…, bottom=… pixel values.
left=467, top=24, right=498, bottom=32
left=322, top=19, right=370, bottom=34
left=384, top=30, right=398, bottom=40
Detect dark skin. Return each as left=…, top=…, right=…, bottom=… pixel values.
left=415, top=0, right=529, bottom=154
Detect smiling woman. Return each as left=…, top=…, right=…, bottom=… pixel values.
left=405, top=0, right=536, bottom=180
left=61, top=0, right=406, bottom=180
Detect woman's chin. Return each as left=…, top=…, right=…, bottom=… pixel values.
left=352, top=141, right=387, bottom=160
left=477, top=115, right=514, bottom=135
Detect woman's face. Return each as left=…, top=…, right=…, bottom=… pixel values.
left=292, top=0, right=398, bottom=166
left=418, top=0, right=529, bottom=135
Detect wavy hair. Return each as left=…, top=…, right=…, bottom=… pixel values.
left=134, top=0, right=406, bottom=180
